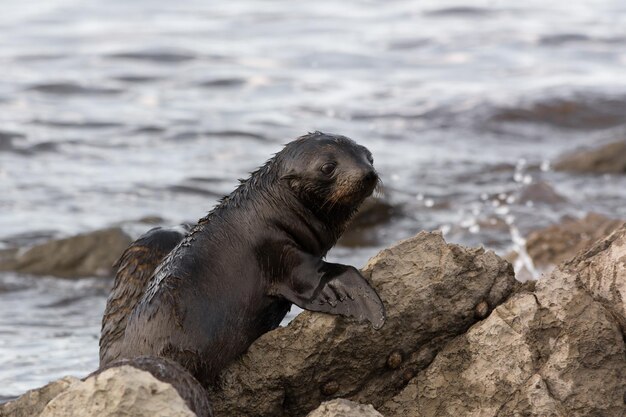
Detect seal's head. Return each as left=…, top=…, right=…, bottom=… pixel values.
left=278, top=132, right=379, bottom=221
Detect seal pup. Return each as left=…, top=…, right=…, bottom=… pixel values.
left=118, top=132, right=386, bottom=385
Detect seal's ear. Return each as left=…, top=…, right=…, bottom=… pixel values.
left=273, top=253, right=386, bottom=329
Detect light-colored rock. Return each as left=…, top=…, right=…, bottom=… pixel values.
left=565, top=226, right=626, bottom=333
left=0, top=377, right=78, bottom=417
left=209, top=231, right=517, bottom=416
left=91, top=356, right=212, bottom=417
left=40, top=366, right=196, bottom=417
left=0, top=228, right=132, bottom=278
left=554, top=139, right=626, bottom=174
left=525, top=213, right=623, bottom=269
left=382, top=225, right=626, bottom=417
left=307, top=399, right=383, bottom=417
left=506, top=213, right=623, bottom=280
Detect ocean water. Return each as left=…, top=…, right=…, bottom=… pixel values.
left=1, top=0, right=626, bottom=400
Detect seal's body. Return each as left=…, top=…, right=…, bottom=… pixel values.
left=113, top=132, right=386, bottom=385
left=100, top=225, right=190, bottom=366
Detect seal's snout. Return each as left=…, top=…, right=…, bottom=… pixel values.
left=363, top=169, right=378, bottom=185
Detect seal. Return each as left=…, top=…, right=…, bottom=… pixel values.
left=100, top=225, right=191, bottom=366
left=117, top=131, right=386, bottom=385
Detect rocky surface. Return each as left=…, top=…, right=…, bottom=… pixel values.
left=0, top=377, right=78, bottom=417
left=91, top=357, right=212, bottom=417
left=381, top=225, right=626, bottom=417
left=0, top=228, right=132, bottom=278
left=41, top=366, right=196, bottom=417
left=554, top=139, right=626, bottom=174
left=566, top=226, right=626, bottom=334
left=208, top=231, right=517, bottom=416
left=4, top=225, right=626, bottom=417
left=306, top=399, right=383, bottom=417
left=516, top=181, right=567, bottom=205
left=526, top=213, right=623, bottom=268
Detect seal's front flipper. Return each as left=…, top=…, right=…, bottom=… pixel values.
left=275, top=256, right=386, bottom=329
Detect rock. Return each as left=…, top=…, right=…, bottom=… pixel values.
left=565, top=225, right=626, bottom=334
left=0, top=228, right=133, bottom=278
left=306, top=399, right=383, bottom=417
left=208, top=231, right=517, bottom=416
left=553, top=139, right=626, bottom=174
left=0, top=377, right=78, bottom=417
left=381, top=225, right=626, bottom=417
left=490, top=96, right=626, bottom=130
left=91, top=356, right=212, bottom=417
left=40, top=366, right=197, bottom=417
left=339, top=196, right=400, bottom=247
left=517, top=181, right=567, bottom=205
left=524, top=213, right=623, bottom=269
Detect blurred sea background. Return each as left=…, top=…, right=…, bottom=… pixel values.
left=1, top=0, right=626, bottom=400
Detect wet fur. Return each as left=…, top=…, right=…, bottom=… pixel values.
left=118, top=132, right=383, bottom=386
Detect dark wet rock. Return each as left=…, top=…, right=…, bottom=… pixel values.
left=553, top=139, right=626, bottom=174
left=383, top=225, right=626, bottom=417
left=524, top=213, right=624, bottom=269
left=27, top=83, right=123, bottom=95
left=107, top=50, right=196, bottom=63
left=40, top=365, right=198, bottom=417
left=517, top=180, right=567, bottom=205
left=0, top=228, right=133, bottom=278
left=306, top=399, right=383, bottom=417
left=0, top=377, right=79, bottom=417
left=90, top=357, right=212, bottom=417
left=208, top=231, right=517, bottom=416
left=491, top=96, right=626, bottom=130
left=339, top=197, right=400, bottom=247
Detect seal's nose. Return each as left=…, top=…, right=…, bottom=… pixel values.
left=363, top=169, right=378, bottom=185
